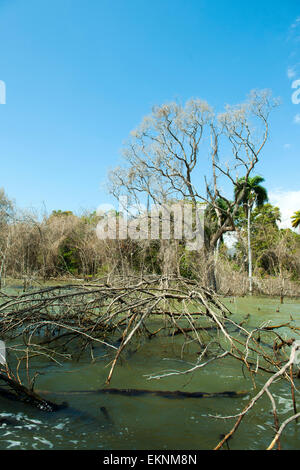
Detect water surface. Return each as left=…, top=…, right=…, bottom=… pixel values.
left=0, top=295, right=299, bottom=450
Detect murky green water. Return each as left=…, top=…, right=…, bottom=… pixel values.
left=0, top=294, right=299, bottom=450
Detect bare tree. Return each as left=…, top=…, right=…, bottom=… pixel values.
left=108, top=91, right=279, bottom=257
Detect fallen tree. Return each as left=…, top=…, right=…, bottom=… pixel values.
left=0, top=275, right=299, bottom=448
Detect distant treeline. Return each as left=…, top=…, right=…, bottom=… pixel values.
left=0, top=188, right=299, bottom=296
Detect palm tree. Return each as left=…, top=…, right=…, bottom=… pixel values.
left=291, top=211, right=300, bottom=229
left=234, top=176, right=268, bottom=294
left=235, top=176, right=268, bottom=215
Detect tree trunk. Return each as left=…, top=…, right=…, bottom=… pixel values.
left=247, top=204, right=253, bottom=295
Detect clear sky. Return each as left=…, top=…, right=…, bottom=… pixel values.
left=0, top=0, right=299, bottom=226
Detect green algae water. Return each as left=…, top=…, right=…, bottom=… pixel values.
left=0, top=295, right=299, bottom=450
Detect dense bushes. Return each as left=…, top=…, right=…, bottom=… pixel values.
left=0, top=188, right=299, bottom=295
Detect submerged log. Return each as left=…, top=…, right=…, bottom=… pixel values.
left=38, top=387, right=248, bottom=399
left=0, top=373, right=67, bottom=412
left=97, top=388, right=248, bottom=399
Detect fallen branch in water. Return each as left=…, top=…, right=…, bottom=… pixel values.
left=213, top=342, right=300, bottom=450
left=266, top=411, right=300, bottom=450
left=0, top=370, right=67, bottom=412
left=0, top=274, right=299, bottom=449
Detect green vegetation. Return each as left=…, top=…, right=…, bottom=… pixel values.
left=291, top=210, right=300, bottom=229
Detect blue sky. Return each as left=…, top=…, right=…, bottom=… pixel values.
left=0, top=0, right=299, bottom=226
